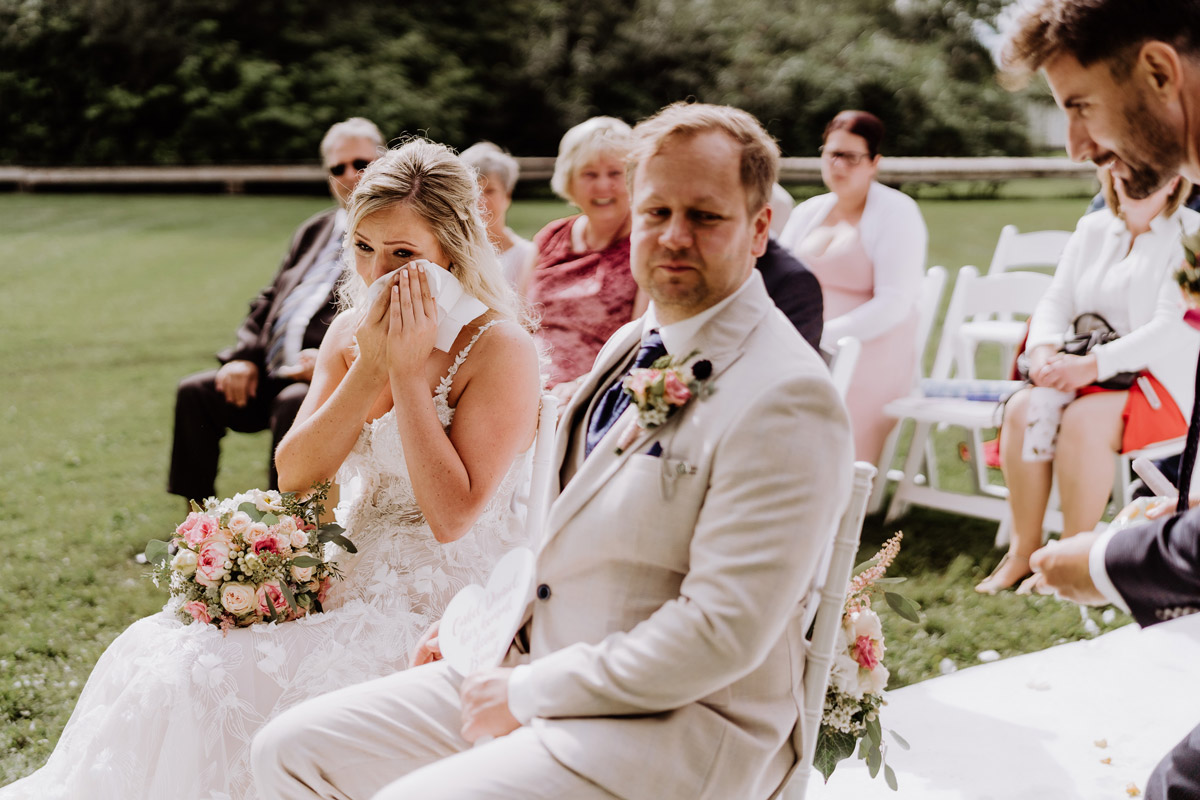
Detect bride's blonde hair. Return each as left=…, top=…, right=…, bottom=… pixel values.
left=338, top=139, right=528, bottom=328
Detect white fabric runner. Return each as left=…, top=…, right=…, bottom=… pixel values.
left=806, top=613, right=1200, bottom=799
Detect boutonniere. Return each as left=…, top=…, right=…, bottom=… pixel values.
left=614, top=351, right=714, bottom=454
left=1174, top=222, right=1200, bottom=329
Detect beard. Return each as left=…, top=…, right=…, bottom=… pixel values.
left=1116, top=93, right=1187, bottom=199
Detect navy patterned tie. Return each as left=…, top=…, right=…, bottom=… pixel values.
left=584, top=330, right=667, bottom=457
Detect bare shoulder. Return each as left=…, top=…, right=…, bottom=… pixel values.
left=463, top=318, right=541, bottom=385
left=324, top=311, right=358, bottom=347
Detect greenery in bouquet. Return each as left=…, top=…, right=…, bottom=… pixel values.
left=1173, top=223, right=1200, bottom=299
left=144, top=484, right=356, bottom=631
left=814, top=532, right=918, bottom=790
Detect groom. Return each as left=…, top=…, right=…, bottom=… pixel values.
left=252, top=102, right=853, bottom=800
left=1001, top=3, right=1200, bottom=798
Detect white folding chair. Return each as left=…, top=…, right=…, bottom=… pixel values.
left=986, top=224, right=1073, bottom=276
left=828, top=336, right=861, bottom=401
left=867, top=266, right=948, bottom=514
left=520, top=394, right=560, bottom=546
left=779, top=461, right=876, bottom=800
left=883, top=267, right=1052, bottom=537
left=958, top=224, right=1071, bottom=370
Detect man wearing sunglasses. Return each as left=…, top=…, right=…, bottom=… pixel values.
left=168, top=117, right=384, bottom=504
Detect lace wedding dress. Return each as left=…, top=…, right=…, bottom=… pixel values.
left=2, top=322, right=533, bottom=800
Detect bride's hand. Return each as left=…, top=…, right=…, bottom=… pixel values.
left=410, top=620, right=442, bottom=667
left=354, top=270, right=400, bottom=376
left=387, top=262, right=440, bottom=379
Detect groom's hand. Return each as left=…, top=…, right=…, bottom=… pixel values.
left=1029, top=532, right=1107, bottom=605
left=459, top=668, right=520, bottom=742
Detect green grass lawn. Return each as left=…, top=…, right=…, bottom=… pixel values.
left=0, top=189, right=1127, bottom=784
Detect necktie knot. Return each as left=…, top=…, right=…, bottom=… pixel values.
left=632, top=330, right=667, bottom=370
left=583, top=330, right=668, bottom=458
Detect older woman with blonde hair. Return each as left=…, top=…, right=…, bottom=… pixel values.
left=460, top=141, right=537, bottom=289
left=0, top=139, right=543, bottom=800
left=525, top=116, right=648, bottom=391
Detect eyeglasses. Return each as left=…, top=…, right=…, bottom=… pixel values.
left=328, top=159, right=372, bottom=177
left=819, top=146, right=871, bottom=167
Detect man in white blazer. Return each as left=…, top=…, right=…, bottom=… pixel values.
left=252, top=102, right=853, bottom=800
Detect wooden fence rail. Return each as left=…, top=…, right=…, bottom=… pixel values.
left=0, top=157, right=1096, bottom=193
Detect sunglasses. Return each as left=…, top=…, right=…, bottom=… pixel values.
left=818, top=146, right=871, bottom=167
left=328, top=159, right=372, bottom=177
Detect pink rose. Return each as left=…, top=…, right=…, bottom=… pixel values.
left=256, top=581, right=288, bottom=618
left=182, top=600, right=212, bottom=625
left=220, top=582, right=257, bottom=616
left=291, top=564, right=315, bottom=583
left=194, top=540, right=232, bottom=587
left=251, top=526, right=290, bottom=556
left=853, top=634, right=881, bottom=671
left=317, top=577, right=332, bottom=606
left=625, top=369, right=658, bottom=401
left=289, top=529, right=310, bottom=550
left=176, top=512, right=218, bottom=548
left=662, top=370, right=692, bottom=406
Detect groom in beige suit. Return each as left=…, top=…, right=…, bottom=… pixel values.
left=253, top=102, right=853, bottom=800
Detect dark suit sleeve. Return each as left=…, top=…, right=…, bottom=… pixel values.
left=1105, top=508, right=1200, bottom=627
left=217, top=209, right=335, bottom=367
left=755, top=240, right=824, bottom=351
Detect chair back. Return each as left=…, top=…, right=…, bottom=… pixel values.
left=524, top=394, right=560, bottom=546
left=828, top=336, right=861, bottom=400
left=987, top=224, right=1071, bottom=275
left=914, top=265, right=948, bottom=379
left=929, top=266, right=1053, bottom=381
left=783, top=461, right=876, bottom=799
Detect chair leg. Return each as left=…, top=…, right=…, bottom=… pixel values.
left=886, top=421, right=933, bottom=523
left=994, top=506, right=1012, bottom=549
left=868, top=424, right=902, bottom=514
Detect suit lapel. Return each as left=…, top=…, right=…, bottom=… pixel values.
left=543, top=272, right=774, bottom=544
left=263, top=211, right=339, bottom=333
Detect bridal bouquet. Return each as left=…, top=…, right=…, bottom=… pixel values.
left=145, top=484, right=356, bottom=630
left=815, top=532, right=917, bottom=789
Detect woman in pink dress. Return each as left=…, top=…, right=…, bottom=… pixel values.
left=779, top=110, right=928, bottom=463
left=524, top=117, right=648, bottom=391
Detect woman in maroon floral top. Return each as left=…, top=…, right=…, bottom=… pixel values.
left=524, top=116, right=648, bottom=390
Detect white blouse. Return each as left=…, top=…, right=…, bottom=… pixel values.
left=778, top=181, right=928, bottom=343
left=1027, top=206, right=1200, bottom=416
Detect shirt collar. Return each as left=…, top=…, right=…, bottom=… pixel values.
left=641, top=273, right=754, bottom=356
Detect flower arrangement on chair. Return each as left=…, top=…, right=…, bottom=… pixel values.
left=815, top=532, right=918, bottom=789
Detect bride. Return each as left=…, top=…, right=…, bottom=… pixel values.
left=1, top=140, right=543, bottom=800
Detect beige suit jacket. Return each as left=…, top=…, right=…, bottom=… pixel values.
left=519, top=271, right=852, bottom=800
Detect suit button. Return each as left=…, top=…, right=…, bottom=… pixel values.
left=536, top=584, right=551, bottom=601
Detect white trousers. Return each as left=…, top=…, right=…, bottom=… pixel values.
left=251, top=660, right=619, bottom=800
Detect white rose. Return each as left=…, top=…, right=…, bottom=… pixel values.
left=289, top=530, right=310, bottom=550
left=227, top=511, right=253, bottom=536
left=859, top=662, right=890, bottom=697
left=254, top=492, right=285, bottom=513
left=291, top=565, right=315, bottom=583
left=275, top=515, right=297, bottom=535
left=847, top=609, right=884, bottom=643
left=220, top=582, right=257, bottom=616
left=830, top=653, right=865, bottom=699
left=247, top=522, right=269, bottom=540
left=170, top=549, right=198, bottom=576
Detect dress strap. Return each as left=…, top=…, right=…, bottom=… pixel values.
left=434, top=320, right=503, bottom=402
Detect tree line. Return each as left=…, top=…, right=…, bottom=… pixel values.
left=0, top=0, right=1032, bottom=166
